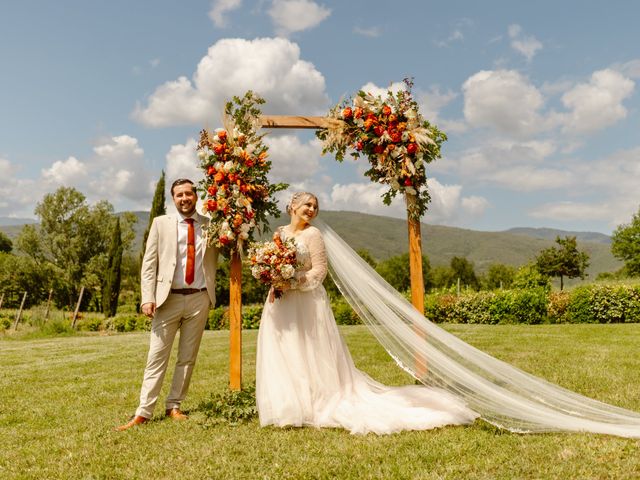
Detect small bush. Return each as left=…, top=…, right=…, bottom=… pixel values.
left=332, top=299, right=360, bottom=325
left=208, top=306, right=228, bottom=330
left=242, top=305, right=263, bottom=329
left=0, top=313, right=12, bottom=330
left=41, top=319, right=74, bottom=335
left=197, top=384, right=257, bottom=426
left=106, top=314, right=150, bottom=332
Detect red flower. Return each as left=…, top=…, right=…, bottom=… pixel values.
left=406, top=143, right=418, bottom=155
left=382, top=105, right=392, bottom=116
left=207, top=199, right=217, bottom=211
left=354, top=107, right=364, bottom=119
left=366, top=112, right=377, bottom=121
left=214, top=144, right=225, bottom=155
left=364, top=119, right=375, bottom=131
left=207, top=166, right=216, bottom=176
left=219, top=235, right=230, bottom=245
left=373, top=144, right=385, bottom=154
left=217, top=130, right=227, bottom=142
left=404, top=178, right=413, bottom=186
left=207, top=185, right=217, bottom=196
left=390, top=132, right=402, bottom=143
left=245, top=159, right=255, bottom=167
left=373, top=125, right=385, bottom=137
left=355, top=140, right=364, bottom=151
left=342, top=107, right=353, bottom=120
left=214, top=171, right=225, bottom=183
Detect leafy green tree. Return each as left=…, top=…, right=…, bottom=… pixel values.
left=611, top=207, right=640, bottom=277
left=430, top=265, right=455, bottom=290
left=512, top=263, right=551, bottom=291
left=450, top=256, right=479, bottom=290
left=102, top=218, right=123, bottom=317
left=375, top=252, right=431, bottom=293
left=535, top=236, right=589, bottom=290
left=356, top=249, right=377, bottom=268
left=484, top=263, right=516, bottom=290
left=0, top=231, right=12, bottom=253
left=0, top=253, right=58, bottom=308
left=16, top=187, right=134, bottom=308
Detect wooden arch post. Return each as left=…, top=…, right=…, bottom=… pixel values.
left=226, top=114, right=428, bottom=390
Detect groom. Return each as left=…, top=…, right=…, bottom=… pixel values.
left=117, top=178, right=218, bottom=431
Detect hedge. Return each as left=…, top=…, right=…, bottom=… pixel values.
left=425, top=285, right=640, bottom=324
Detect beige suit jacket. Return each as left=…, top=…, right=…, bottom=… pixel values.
left=140, top=213, right=218, bottom=308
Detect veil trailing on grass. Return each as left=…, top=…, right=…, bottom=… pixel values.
left=315, top=219, right=640, bottom=438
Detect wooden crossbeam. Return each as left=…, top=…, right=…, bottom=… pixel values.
left=260, top=115, right=329, bottom=129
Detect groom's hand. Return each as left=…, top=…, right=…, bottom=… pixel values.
left=142, top=302, right=156, bottom=317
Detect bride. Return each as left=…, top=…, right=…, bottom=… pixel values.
left=256, top=192, right=640, bottom=438
left=256, top=192, right=478, bottom=434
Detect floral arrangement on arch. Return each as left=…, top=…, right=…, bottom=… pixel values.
left=197, top=91, right=288, bottom=255
left=316, top=78, right=446, bottom=220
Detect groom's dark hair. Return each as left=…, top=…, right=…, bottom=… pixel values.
left=170, top=178, right=197, bottom=196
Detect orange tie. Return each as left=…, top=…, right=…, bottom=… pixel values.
left=185, top=218, right=195, bottom=285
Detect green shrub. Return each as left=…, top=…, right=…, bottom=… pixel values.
left=332, top=299, right=360, bottom=325
left=208, top=306, right=228, bottom=330
left=42, top=319, right=74, bottom=335
left=0, top=313, right=12, bottom=330
left=242, top=305, right=263, bottom=329
left=547, top=291, right=571, bottom=323
left=106, top=314, right=150, bottom=332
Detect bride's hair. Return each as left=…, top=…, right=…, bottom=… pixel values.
left=286, top=192, right=319, bottom=216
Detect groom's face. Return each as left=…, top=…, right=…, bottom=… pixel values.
left=172, top=183, right=197, bottom=216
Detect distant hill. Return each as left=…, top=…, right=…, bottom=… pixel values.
left=1, top=210, right=622, bottom=281
left=0, top=217, right=36, bottom=227
left=504, top=227, right=611, bottom=245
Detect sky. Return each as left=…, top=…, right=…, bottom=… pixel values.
left=1, top=0, right=639, bottom=234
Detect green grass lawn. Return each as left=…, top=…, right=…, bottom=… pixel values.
left=1, top=324, right=640, bottom=479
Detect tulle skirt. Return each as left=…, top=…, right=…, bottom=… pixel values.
left=256, top=286, right=478, bottom=435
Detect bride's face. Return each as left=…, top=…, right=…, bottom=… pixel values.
left=293, top=196, right=318, bottom=224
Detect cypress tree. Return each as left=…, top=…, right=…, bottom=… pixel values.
left=103, top=217, right=123, bottom=317
left=141, top=170, right=166, bottom=258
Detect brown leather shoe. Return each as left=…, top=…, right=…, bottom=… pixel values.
left=115, top=415, right=148, bottom=431
left=165, top=408, right=188, bottom=420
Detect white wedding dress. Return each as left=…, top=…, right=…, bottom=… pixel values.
left=256, top=225, right=478, bottom=434
left=255, top=220, right=640, bottom=439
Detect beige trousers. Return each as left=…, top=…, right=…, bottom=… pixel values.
left=136, top=291, right=210, bottom=418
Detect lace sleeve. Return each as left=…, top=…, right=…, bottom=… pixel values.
left=295, top=227, right=327, bottom=291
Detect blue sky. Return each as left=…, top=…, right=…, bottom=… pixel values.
left=1, top=0, right=639, bottom=234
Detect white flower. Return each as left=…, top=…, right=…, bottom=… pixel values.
left=280, top=264, right=295, bottom=279
left=197, top=150, right=207, bottom=160
left=223, top=161, right=234, bottom=172
left=214, top=161, right=224, bottom=170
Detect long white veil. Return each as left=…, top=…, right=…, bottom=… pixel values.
left=315, top=218, right=640, bottom=438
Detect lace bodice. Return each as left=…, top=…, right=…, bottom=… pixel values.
left=279, top=225, right=327, bottom=291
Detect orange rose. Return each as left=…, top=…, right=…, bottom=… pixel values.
left=207, top=199, right=217, bottom=211
left=207, top=185, right=217, bottom=196
left=342, top=107, right=353, bottom=120
left=213, top=144, right=225, bottom=155
left=207, top=166, right=216, bottom=176
left=214, top=171, right=225, bottom=183
left=217, top=130, right=227, bottom=142
left=364, top=118, right=374, bottom=131
left=382, top=105, right=391, bottom=116
left=354, top=107, right=364, bottom=119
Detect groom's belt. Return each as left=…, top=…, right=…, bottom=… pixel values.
left=170, top=287, right=208, bottom=295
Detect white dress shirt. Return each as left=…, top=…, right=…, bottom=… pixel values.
left=172, top=213, right=207, bottom=289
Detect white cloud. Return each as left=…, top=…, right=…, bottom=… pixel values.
left=165, top=138, right=202, bottom=190
left=508, top=24, right=542, bottom=62
left=353, top=26, right=381, bottom=38
left=264, top=134, right=322, bottom=183
left=360, top=81, right=406, bottom=99
left=42, top=156, right=88, bottom=185
left=269, top=0, right=331, bottom=36
left=529, top=201, right=613, bottom=222
left=324, top=179, right=487, bottom=224
left=133, top=37, right=329, bottom=127
left=462, top=70, right=547, bottom=137
left=209, top=0, right=242, bottom=28
left=612, top=58, right=640, bottom=79
left=561, top=69, right=635, bottom=134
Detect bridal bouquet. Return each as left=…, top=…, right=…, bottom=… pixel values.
left=248, top=236, right=298, bottom=298
left=316, top=78, right=446, bottom=220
